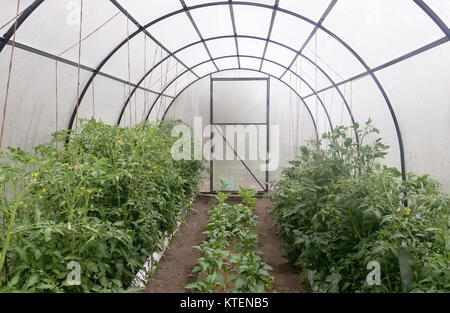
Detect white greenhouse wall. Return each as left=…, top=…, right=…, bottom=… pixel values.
left=165, top=70, right=317, bottom=191
left=377, top=42, right=450, bottom=191
left=0, top=0, right=448, bottom=190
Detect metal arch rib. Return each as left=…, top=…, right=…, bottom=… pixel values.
left=117, top=35, right=345, bottom=131
left=7, top=1, right=443, bottom=181
left=140, top=53, right=333, bottom=133
left=279, top=0, right=338, bottom=80
left=160, top=67, right=320, bottom=141
left=0, top=0, right=45, bottom=53
left=414, top=0, right=450, bottom=39
left=67, top=1, right=346, bottom=134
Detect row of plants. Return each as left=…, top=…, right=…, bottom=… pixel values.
left=0, top=119, right=204, bottom=292
left=270, top=120, right=450, bottom=293
left=186, top=187, right=274, bottom=293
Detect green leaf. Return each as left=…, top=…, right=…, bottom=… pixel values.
left=14, top=246, right=29, bottom=264
left=26, top=273, right=40, bottom=288
left=7, top=274, right=21, bottom=288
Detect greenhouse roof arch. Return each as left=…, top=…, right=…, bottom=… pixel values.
left=159, top=66, right=320, bottom=139
left=123, top=52, right=335, bottom=132
left=117, top=33, right=373, bottom=134
left=1, top=0, right=449, bottom=186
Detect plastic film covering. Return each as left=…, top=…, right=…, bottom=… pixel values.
left=0, top=0, right=448, bottom=190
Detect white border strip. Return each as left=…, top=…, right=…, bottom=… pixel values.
left=131, top=221, right=183, bottom=288
left=131, top=197, right=197, bottom=288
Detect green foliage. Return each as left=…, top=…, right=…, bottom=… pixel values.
left=186, top=188, right=273, bottom=293
left=0, top=119, right=204, bottom=292
left=238, top=187, right=257, bottom=210
left=270, top=120, right=450, bottom=293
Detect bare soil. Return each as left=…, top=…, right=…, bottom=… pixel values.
left=144, top=195, right=308, bottom=293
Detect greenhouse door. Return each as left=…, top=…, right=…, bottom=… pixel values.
left=209, top=76, right=270, bottom=193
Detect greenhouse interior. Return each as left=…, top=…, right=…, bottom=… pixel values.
left=0, top=0, right=449, bottom=296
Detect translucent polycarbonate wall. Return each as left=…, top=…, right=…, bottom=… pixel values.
left=165, top=70, right=317, bottom=191
left=0, top=0, right=449, bottom=190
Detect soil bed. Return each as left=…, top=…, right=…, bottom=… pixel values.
left=144, top=195, right=307, bottom=293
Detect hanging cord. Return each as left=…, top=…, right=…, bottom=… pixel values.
left=340, top=84, right=346, bottom=125
left=288, top=72, right=293, bottom=159
left=134, top=91, right=137, bottom=124
left=55, top=60, right=59, bottom=148
left=307, top=46, right=345, bottom=82
left=157, top=56, right=171, bottom=121
left=0, top=0, right=20, bottom=151
left=123, top=82, right=126, bottom=126
left=74, top=0, right=84, bottom=134
left=295, top=62, right=300, bottom=156
left=58, top=10, right=116, bottom=129
left=31, top=103, right=44, bottom=149
left=186, top=72, right=191, bottom=123
left=156, top=47, right=164, bottom=121
left=314, top=33, right=319, bottom=134
left=0, top=7, right=26, bottom=32
left=350, top=81, right=353, bottom=112
left=143, top=35, right=147, bottom=124
left=58, top=12, right=120, bottom=57
left=330, top=88, right=335, bottom=129
left=171, top=62, right=179, bottom=119
left=148, top=61, right=179, bottom=91
left=92, top=79, right=95, bottom=119
left=193, top=74, right=200, bottom=123
left=141, top=45, right=159, bottom=122
left=296, top=58, right=305, bottom=153
left=126, top=17, right=132, bottom=128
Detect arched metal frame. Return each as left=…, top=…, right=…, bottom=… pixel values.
left=1, top=0, right=449, bottom=182
left=141, top=53, right=334, bottom=127
left=0, top=0, right=44, bottom=53
left=159, top=66, right=320, bottom=142
left=118, top=43, right=336, bottom=132
left=124, top=33, right=369, bottom=134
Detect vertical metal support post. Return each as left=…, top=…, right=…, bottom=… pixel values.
left=266, top=78, right=270, bottom=192
left=209, top=75, right=214, bottom=192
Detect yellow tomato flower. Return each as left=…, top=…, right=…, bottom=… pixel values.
left=117, top=140, right=124, bottom=146
left=42, top=188, right=47, bottom=193
left=32, top=173, right=38, bottom=178
left=80, top=186, right=85, bottom=191
left=39, top=195, right=43, bottom=200
left=87, top=189, right=93, bottom=194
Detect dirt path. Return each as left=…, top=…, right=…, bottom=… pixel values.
left=144, top=196, right=307, bottom=293
left=254, top=198, right=308, bottom=293
left=144, top=196, right=212, bottom=293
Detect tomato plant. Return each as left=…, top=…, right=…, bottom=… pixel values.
left=0, top=119, right=204, bottom=292
left=270, top=120, right=449, bottom=293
